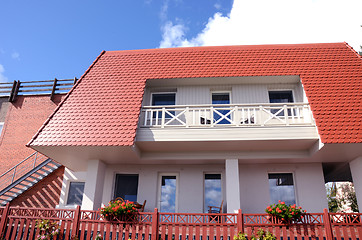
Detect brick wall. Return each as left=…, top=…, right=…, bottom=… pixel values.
left=0, top=95, right=64, bottom=174
left=10, top=166, right=65, bottom=208
left=0, top=94, right=65, bottom=207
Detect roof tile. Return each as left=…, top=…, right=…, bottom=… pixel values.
left=28, top=43, right=362, bottom=146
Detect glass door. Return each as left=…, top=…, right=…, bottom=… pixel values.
left=159, top=174, right=178, bottom=212
left=212, top=92, right=231, bottom=124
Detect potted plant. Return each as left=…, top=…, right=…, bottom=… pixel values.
left=100, top=199, right=138, bottom=221
left=265, top=200, right=306, bottom=224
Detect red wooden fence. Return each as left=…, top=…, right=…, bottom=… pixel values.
left=0, top=204, right=361, bottom=240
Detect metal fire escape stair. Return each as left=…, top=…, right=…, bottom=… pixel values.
left=0, top=152, right=61, bottom=206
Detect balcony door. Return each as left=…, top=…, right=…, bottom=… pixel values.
left=114, top=174, right=139, bottom=202
left=158, top=173, right=178, bottom=213
left=268, top=90, right=294, bottom=116
left=212, top=92, right=231, bottom=124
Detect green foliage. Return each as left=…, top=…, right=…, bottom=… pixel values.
left=100, top=199, right=138, bottom=221
left=265, top=200, right=306, bottom=223
left=233, top=229, right=276, bottom=240
left=36, top=219, right=60, bottom=240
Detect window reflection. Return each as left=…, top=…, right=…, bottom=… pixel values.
left=160, top=175, right=177, bottom=212
left=67, top=182, right=85, bottom=205
left=268, top=173, right=296, bottom=205
left=204, top=174, right=222, bottom=213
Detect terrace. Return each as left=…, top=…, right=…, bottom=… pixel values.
left=0, top=204, right=361, bottom=240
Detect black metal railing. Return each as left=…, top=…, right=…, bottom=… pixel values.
left=0, top=77, right=77, bottom=102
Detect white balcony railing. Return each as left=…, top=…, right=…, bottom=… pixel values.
left=140, top=103, right=314, bottom=128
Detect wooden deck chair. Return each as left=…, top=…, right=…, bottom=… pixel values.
left=208, top=200, right=224, bottom=213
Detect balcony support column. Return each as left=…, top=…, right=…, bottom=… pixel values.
left=350, top=157, right=362, bottom=211
left=81, top=159, right=106, bottom=210
left=225, top=159, right=241, bottom=213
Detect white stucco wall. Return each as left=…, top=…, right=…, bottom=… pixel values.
left=63, top=161, right=328, bottom=213
left=57, top=167, right=86, bottom=209
left=239, top=163, right=328, bottom=213
left=101, top=164, right=226, bottom=213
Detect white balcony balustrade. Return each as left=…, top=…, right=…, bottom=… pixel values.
left=140, top=103, right=314, bottom=128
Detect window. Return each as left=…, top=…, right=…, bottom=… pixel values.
left=268, top=91, right=294, bottom=116
left=152, top=93, right=176, bottom=106
left=114, top=174, right=139, bottom=202
left=67, top=182, right=85, bottom=205
left=212, top=92, right=231, bottom=124
left=159, top=174, right=178, bottom=212
left=268, top=173, right=296, bottom=205
left=152, top=93, right=176, bottom=118
left=0, top=122, right=3, bottom=136
left=204, top=174, right=222, bottom=213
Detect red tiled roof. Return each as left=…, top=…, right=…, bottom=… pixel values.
left=28, top=43, right=362, bottom=146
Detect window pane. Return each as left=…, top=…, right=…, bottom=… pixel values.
left=269, top=173, right=296, bottom=205
left=114, top=174, right=139, bottom=202
left=152, top=93, right=176, bottom=106
left=212, top=93, right=230, bottom=104
left=152, top=93, right=176, bottom=119
left=160, top=175, right=177, bottom=212
left=67, top=182, right=85, bottom=205
left=268, top=91, right=294, bottom=103
left=268, top=91, right=294, bottom=116
left=204, top=174, right=222, bottom=213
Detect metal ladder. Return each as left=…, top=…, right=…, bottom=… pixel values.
left=0, top=152, right=61, bottom=206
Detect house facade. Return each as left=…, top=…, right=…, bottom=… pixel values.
left=21, top=43, right=362, bottom=214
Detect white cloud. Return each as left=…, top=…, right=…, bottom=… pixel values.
left=160, top=0, right=169, bottom=21
left=0, top=64, right=8, bottom=83
left=160, top=21, right=191, bottom=48
left=11, top=51, right=20, bottom=60
left=160, top=0, right=362, bottom=51
left=214, top=3, right=221, bottom=10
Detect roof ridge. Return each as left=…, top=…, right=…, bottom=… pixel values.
left=105, top=42, right=346, bottom=55
left=26, top=50, right=106, bottom=147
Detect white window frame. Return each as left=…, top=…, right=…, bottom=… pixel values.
left=65, top=181, right=85, bottom=206
left=268, top=171, right=298, bottom=205
left=150, top=92, right=177, bottom=106
left=203, top=172, right=223, bottom=213
left=268, top=89, right=297, bottom=118
left=268, top=89, right=295, bottom=103
left=157, top=173, right=179, bottom=213
left=210, top=91, right=232, bottom=105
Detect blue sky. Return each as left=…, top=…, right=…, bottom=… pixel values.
left=0, top=0, right=361, bottom=83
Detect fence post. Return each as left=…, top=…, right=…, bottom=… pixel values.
left=237, top=209, right=244, bottom=233
left=323, top=208, right=333, bottom=240
left=71, top=205, right=81, bottom=238
left=151, top=208, right=159, bottom=240
left=0, top=203, right=11, bottom=238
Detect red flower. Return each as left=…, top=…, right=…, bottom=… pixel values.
left=292, top=212, right=294, bottom=215
left=304, top=210, right=307, bottom=212
left=281, top=202, right=285, bottom=205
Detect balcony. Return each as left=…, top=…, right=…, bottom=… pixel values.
left=136, top=103, right=319, bottom=158
left=139, top=103, right=314, bottom=128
